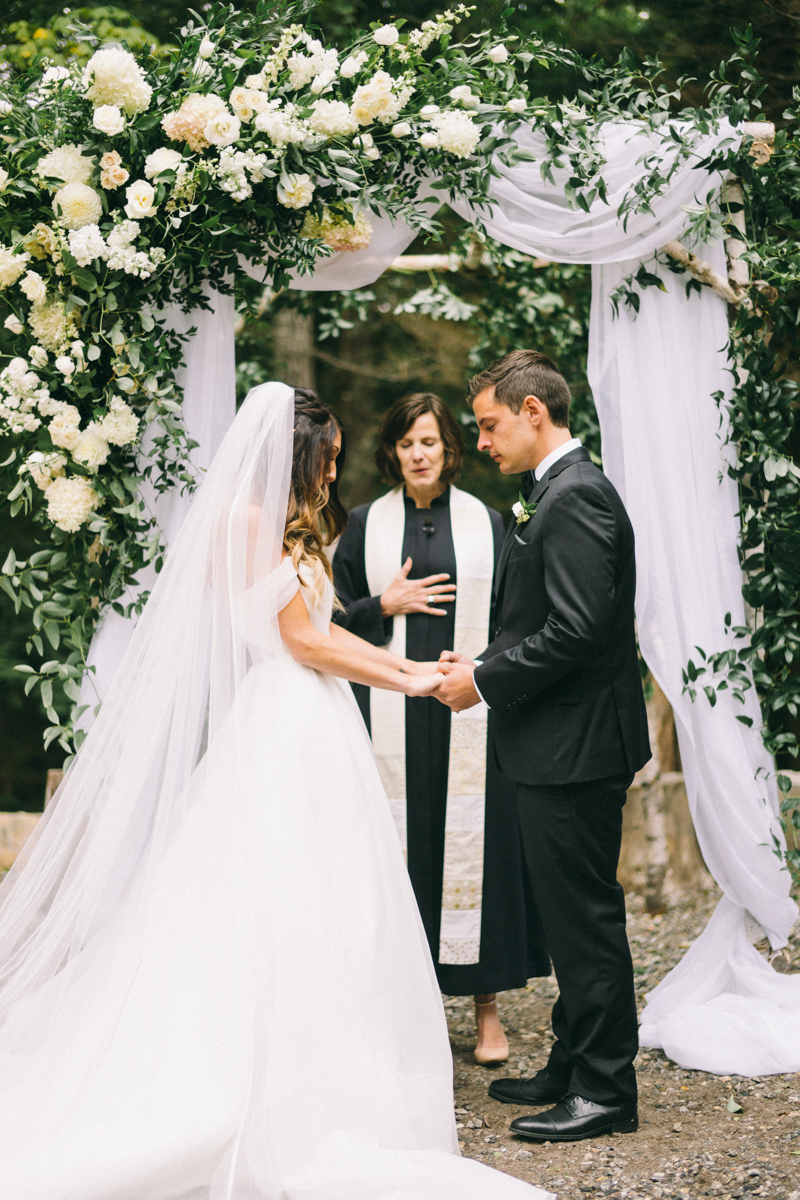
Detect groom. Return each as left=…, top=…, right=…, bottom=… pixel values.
left=435, top=349, right=650, bottom=1143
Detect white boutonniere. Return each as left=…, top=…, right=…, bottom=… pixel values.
left=512, top=492, right=537, bottom=526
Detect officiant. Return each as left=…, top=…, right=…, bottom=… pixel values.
left=333, top=392, right=549, bottom=1065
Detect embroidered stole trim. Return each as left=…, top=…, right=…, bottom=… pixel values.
left=364, top=485, right=493, bottom=965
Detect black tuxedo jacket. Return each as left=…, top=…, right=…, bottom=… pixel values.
left=473, top=447, right=651, bottom=786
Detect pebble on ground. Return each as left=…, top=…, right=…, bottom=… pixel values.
left=449, top=888, right=800, bottom=1199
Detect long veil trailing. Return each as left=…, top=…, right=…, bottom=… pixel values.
left=0, top=382, right=548, bottom=1200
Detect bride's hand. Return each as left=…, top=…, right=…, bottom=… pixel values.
left=402, top=672, right=443, bottom=698
left=402, top=660, right=441, bottom=676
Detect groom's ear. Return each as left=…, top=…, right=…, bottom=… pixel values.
left=522, top=394, right=547, bottom=425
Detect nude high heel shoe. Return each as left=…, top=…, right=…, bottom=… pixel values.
left=474, top=995, right=510, bottom=1066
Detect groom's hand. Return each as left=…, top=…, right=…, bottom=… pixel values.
left=434, top=662, right=480, bottom=712
left=438, top=650, right=476, bottom=668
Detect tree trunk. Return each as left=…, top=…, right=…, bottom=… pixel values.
left=271, top=309, right=315, bottom=392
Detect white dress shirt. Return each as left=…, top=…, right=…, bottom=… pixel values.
left=472, top=438, right=583, bottom=706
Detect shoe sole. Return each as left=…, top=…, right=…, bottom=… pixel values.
left=488, top=1088, right=566, bottom=1106
left=511, top=1118, right=639, bottom=1142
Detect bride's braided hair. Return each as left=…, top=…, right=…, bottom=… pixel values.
left=284, top=388, right=347, bottom=599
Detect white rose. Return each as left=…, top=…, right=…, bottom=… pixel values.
left=506, top=97, right=527, bottom=113
left=420, top=104, right=440, bottom=116
left=310, top=68, right=336, bottom=95
left=340, top=52, right=368, bottom=79
left=4, top=313, right=23, bottom=335
left=192, top=58, right=213, bottom=80
left=0, top=167, right=8, bottom=191
left=30, top=346, right=48, bottom=367
left=487, top=44, right=509, bottom=63
left=52, top=182, right=104, bottom=230
left=0, top=100, right=12, bottom=116
left=391, top=121, right=412, bottom=137
left=204, top=111, right=241, bottom=147
left=124, top=179, right=158, bottom=220
left=55, top=355, right=75, bottom=376
left=144, top=147, right=183, bottom=180
left=245, top=73, right=265, bottom=90
left=373, top=25, right=400, bottom=46
left=512, top=500, right=524, bottom=520
left=20, top=271, right=47, bottom=306
left=93, top=105, right=125, bottom=136
left=276, top=172, right=314, bottom=209
left=198, top=37, right=215, bottom=59
left=418, top=131, right=439, bottom=149
left=26, top=450, right=67, bottom=491
left=448, top=84, right=479, bottom=110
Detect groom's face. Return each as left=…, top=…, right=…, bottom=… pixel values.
left=473, top=387, right=540, bottom=475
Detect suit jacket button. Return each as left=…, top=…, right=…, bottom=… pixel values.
left=495, top=627, right=501, bottom=636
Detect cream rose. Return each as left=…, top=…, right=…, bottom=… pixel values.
left=93, top=105, right=125, bottom=136
left=373, top=25, right=400, bottom=46
left=52, top=182, right=104, bottom=230
left=144, top=147, right=183, bottom=180
left=203, top=111, right=241, bottom=147
left=340, top=51, right=368, bottom=78
left=20, top=271, right=47, bottom=306
left=124, top=179, right=158, bottom=220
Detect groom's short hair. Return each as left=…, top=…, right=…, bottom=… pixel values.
left=467, top=350, right=571, bottom=427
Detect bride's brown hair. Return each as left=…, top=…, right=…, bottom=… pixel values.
left=284, top=388, right=347, bottom=598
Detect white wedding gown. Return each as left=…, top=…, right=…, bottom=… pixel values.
left=0, top=554, right=550, bottom=1199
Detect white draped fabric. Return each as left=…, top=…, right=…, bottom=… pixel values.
left=85, top=120, right=800, bottom=1075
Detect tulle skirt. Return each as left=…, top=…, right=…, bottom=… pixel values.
left=0, top=656, right=549, bottom=1200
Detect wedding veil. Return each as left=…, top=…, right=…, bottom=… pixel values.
left=0, top=381, right=298, bottom=1042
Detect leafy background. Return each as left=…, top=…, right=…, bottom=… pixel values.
left=1, top=0, right=799, bottom=810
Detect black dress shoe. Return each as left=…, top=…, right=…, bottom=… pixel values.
left=510, top=1093, right=639, bottom=1142
left=488, top=1069, right=569, bottom=1106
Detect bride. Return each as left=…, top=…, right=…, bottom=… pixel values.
left=0, top=382, right=550, bottom=1200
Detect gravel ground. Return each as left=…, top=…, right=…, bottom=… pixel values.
left=448, top=887, right=800, bottom=1199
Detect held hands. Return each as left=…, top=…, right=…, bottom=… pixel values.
left=380, top=558, right=456, bottom=617
left=434, top=653, right=481, bottom=712
left=403, top=672, right=444, bottom=698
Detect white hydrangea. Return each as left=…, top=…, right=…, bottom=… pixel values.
left=309, top=99, right=358, bottom=138
left=276, top=173, right=315, bottom=209
left=254, top=102, right=309, bottom=147
left=25, top=450, right=67, bottom=491
left=99, top=396, right=140, bottom=446
left=430, top=110, right=481, bottom=157
left=48, top=403, right=82, bottom=450
left=286, top=39, right=338, bottom=91
left=341, top=51, right=368, bottom=78
left=286, top=53, right=316, bottom=90
left=0, top=246, right=30, bottom=290
left=36, top=144, right=94, bottom=186
left=0, top=357, right=50, bottom=434
left=19, top=271, right=47, bottom=306
left=29, top=300, right=72, bottom=352
left=83, top=47, right=153, bottom=116
left=72, top=421, right=111, bottom=470
left=68, top=224, right=106, bottom=267
left=52, top=182, right=104, bottom=230
left=45, top=475, right=100, bottom=533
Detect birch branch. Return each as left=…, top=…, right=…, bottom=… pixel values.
left=661, top=240, right=742, bottom=305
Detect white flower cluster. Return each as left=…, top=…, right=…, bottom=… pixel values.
left=229, top=85, right=272, bottom=123
left=0, top=245, right=30, bottom=290
left=45, top=475, right=100, bottom=533
left=352, top=71, right=414, bottom=126
left=68, top=224, right=106, bottom=267
left=254, top=101, right=309, bottom=149
left=276, top=173, right=315, bottom=209
left=426, top=110, right=481, bottom=157
left=36, top=65, right=74, bottom=95
left=29, top=300, right=73, bottom=353
left=261, top=23, right=304, bottom=85
left=101, top=396, right=141, bottom=446
left=24, top=450, right=67, bottom=491
left=309, top=99, right=358, bottom=138
left=0, top=357, right=49, bottom=434
left=36, top=144, right=94, bottom=186
left=286, top=34, right=339, bottom=94
left=301, top=205, right=373, bottom=252
left=407, top=5, right=471, bottom=52
left=103, top=221, right=166, bottom=278
left=83, top=47, right=152, bottom=115
left=212, top=148, right=270, bottom=201
left=144, top=148, right=184, bottom=180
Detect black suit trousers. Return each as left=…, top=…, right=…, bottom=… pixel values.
left=515, top=773, right=638, bottom=1107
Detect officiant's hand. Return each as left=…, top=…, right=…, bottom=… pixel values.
left=380, top=558, right=456, bottom=617
left=433, top=662, right=480, bottom=712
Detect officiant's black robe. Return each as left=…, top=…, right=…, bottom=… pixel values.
left=332, top=487, right=550, bottom=996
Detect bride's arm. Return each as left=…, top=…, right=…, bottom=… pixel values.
left=278, top=589, right=441, bottom=696
left=327, top=622, right=437, bottom=676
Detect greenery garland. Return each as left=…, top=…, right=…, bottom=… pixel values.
left=0, top=2, right=771, bottom=765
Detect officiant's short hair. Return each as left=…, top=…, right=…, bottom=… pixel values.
left=376, top=393, right=464, bottom=486
left=467, top=350, right=571, bottom=427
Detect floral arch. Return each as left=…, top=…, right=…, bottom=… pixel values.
left=0, top=1, right=799, bottom=1075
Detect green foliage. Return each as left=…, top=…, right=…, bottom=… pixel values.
left=0, top=7, right=169, bottom=73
